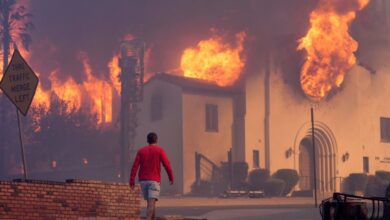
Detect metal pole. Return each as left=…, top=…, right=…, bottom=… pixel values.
left=228, top=149, right=233, bottom=189
left=16, top=108, right=27, bottom=180
left=264, top=53, right=271, bottom=171
left=195, top=152, right=200, bottom=187
left=311, top=107, right=317, bottom=207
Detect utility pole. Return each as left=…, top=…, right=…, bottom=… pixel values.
left=311, top=107, right=318, bottom=207
left=264, top=52, right=271, bottom=170
left=119, top=39, right=144, bottom=182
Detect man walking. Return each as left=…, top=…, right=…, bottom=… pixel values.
left=130, top=132, right=174, bottom=220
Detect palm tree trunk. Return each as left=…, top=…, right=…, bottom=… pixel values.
left=0, top=1, right=10, bottom=179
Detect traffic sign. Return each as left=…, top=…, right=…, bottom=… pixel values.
left=0, top=49, right=39, bottom=116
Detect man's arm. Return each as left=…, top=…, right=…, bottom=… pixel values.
left=160, top=149, right=174, bottom=184
left=129, top=152, right=141, bottom=187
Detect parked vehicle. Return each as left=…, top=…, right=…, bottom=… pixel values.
left=320, top=193, right=390, bottom=220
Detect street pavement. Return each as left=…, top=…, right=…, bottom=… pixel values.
left=201, top=207, right=320, bottom=220
left=140, top=196, right=325, bottom=220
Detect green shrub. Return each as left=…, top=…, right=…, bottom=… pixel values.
left=343, top=173, right=368, bottom=194
left=341, top=178, right=350, bottom=194
left=364, top=175, right=387, bottom=197
left=220, top=162, right=249, bottom=189
left=375, top=171, right=390, bottom=183
left=248, top=169, right=270, bottom=190
left=272, top=169, right=299, bottom=196
left=233, top=162, right=249, bottom=189
left=220, top=162, right=230, bottom=180
left=263, top=177, right=286, bottom=197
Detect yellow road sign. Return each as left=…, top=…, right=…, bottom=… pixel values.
left=0, top=49, right=39, bottom=116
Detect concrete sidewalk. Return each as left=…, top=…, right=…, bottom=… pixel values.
left=145, top=196, right=318, bottom=207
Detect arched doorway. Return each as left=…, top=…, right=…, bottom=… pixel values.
left=294, top=122, right=337, bottom=192
left=299, top=138, right=314, bottom=190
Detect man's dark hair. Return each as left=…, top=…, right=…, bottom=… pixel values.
left=147, top=132, right=158, bottom=144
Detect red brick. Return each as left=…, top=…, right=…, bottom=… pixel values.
left=0, top=180, right=140, bottom=219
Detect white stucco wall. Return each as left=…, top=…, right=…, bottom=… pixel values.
left=245, top=61, right=390, bottom=191
left=182, top=93, right=234, bottom=193
left=245, top=71, right=266, bottom=170
left=135, top=80, right=183, bottom=194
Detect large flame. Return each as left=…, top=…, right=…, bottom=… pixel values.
left=31, top=52, right=116, bottom=124
left=297, top=0, right=370, bottom=100
left=180, top=31, right=246, bottom=87
left=31, top=34, right=151, bottom=124
left=78, top=52, right=113, bottom=123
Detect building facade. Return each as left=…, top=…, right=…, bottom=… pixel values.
left=134, top=73, right=237, bottom=193
left=135, top=56, right=390, bottom=195
left=245, top=55, right=390, bottom=193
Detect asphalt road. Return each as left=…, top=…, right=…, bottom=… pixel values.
left=139, top=197, right=324, bottom=220
left=152, top=206, right=321, bottom=220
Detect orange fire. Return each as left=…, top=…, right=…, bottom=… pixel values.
left=31, top=52, right=115, bottom=124
left=78, top=52, right=113, bottom=123
left=108, top=54, right=121, bottom=94
left=108, top=45, right=152, bottom=94
left=297, top=0, right=370, bottom=100
left=1, top=32, right=148, bottom=125
left=180, top=31, right=246, bottom=87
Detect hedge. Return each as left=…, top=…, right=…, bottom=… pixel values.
left=221, top=162, right=249, bottom=190
left=375, top=171, right=390, bottom=183
left=343, top=173, right=369, bottom=194
left=272, top=169, right=299, bottom=196
left=263, top=177, right=286, bottom=197
left=364, top=175, right=387, bottom=197
left=248, top=169, right=270, bottom=190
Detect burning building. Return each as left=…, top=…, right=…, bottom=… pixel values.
left=133, top=0, right=390, bottom=195
left=134, top=73, right=241, bottom=193
left=2, top=0, right=390, bottom=198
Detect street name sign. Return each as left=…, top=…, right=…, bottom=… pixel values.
left=0, top=49, right=39, bottom=116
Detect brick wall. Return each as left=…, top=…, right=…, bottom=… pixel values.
left=0, top=179, right=140, bottom=220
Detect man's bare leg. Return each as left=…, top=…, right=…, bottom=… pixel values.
left=146, top=198, right=157, bottom=220
left=152, top=200, right=156, bottom=220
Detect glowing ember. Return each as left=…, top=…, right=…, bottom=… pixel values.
left=180, top=31, right=246, bottom=87
left=297, top=0, right=370, bottom=100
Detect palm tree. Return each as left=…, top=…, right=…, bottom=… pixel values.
left=0, top=0, right=33, bottom=179
left=0, top=0, right=33, bottom=72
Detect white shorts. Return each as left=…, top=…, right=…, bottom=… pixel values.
left=140, top=181, right=160, bottom=200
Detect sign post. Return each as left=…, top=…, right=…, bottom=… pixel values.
left=0, top=49, right=39, bottom=180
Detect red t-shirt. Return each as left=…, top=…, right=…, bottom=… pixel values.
left=129, top=144, right=174, bottom=185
